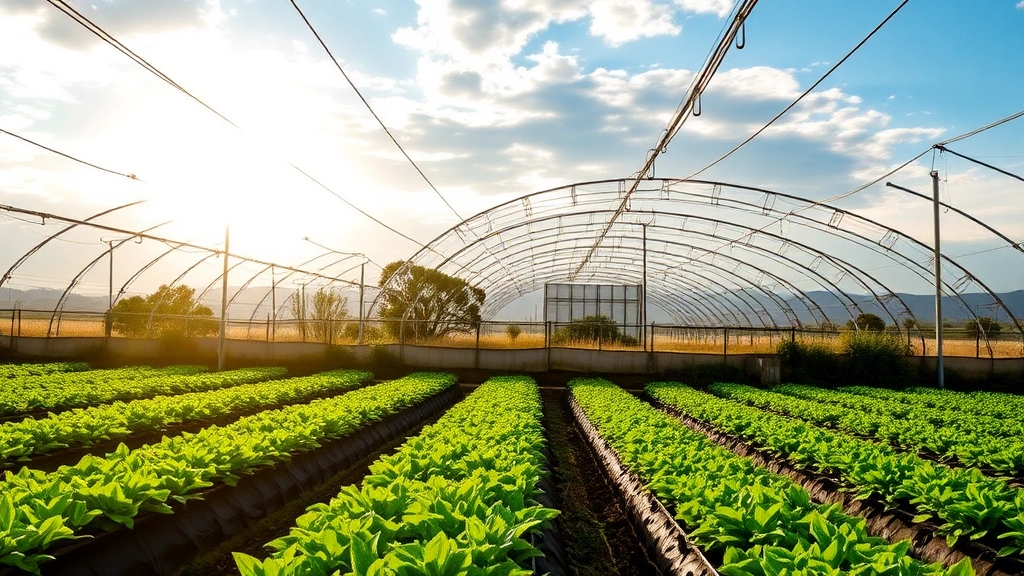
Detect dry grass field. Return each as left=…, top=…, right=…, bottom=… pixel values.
left=3, top=314, right=1022, bottom=358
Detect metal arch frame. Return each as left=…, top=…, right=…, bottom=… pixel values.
left=474, top=230, right=794, bottom=327
left=649, top=178, right=1021, bottom=340
left=0, top=200, right=145, bottom=291
left=112, top=243, right=183, bottom=307
left=50, top=221, right=169, bottom=337
left=484, top=249, right=751, bottom=327
left=468, top=227, right=845, bottom=328
left=416, top=211, right=896, bottom=330
left=378, top=177, right=1019, bottom=340
left=506, top=266, right=723, bottom=328
left=244, top=252, right=352, bottom=325
left=487, top=230, right=823, bottom=327
left=464, top=219, right=827, bottom=327
left=451, top=192, right=908, bottom=329
left=245, top=255, right=368, bottom=326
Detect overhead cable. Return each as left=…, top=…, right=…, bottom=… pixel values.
left=0, top=128, right=138, bottom=180
left=44, top=0, right=425, bottom=249
left=935, top=145, right=1024, bottom=183
left=684, top=0, right=911, bottom=180
left=569, top=0, right=758, bottom=280
left=289, top=0, right=464, bottom=222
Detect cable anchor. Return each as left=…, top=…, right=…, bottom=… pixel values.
left=736, top=21, right=746, bottom=49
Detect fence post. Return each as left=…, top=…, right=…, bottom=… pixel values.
left=723, top=327, right=729, bottom=356
left=266, top=314, right=270, bottom=342
left=790, top=327, right=796, bottom=342
left=650, top=322, right=656, bottom=352
left=475, top=322, right=481, bottom=349
left=976, top=332, right=980, bottom=358
left=17, top=309, right=21, bottom=337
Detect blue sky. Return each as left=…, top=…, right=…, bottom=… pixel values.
left=0, top=0, right=1022, bottom=313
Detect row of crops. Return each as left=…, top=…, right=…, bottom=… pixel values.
left=0, top=361, right=1022, bottom=575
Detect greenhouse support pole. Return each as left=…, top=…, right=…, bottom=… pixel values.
left=358, top=260, right=365, bottom=345
left=642, top=223, right=648, bottom=352
left=218, top=226, right=229, bottom=372
left=931, top=170, right=944, bottom=389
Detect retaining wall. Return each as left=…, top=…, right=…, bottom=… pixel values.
left=2, top=335, right=1021, bottom=381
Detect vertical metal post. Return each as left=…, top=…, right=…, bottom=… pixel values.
left=270, top=265, right=276, bottom=342
left=104, top=241, right=114, bottom=338
left=358, top=261, right=365, bottom=344
left=642, top=223, right=648, bottom=352
left=723, top=327, right=729, bottom=356
left=217, top=226, right=229, bottom=372
left=266, top=313, right=270, bottom=341
left=931, top=170, right=944, bottom=389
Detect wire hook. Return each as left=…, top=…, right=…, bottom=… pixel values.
left=693, top=92, right=702, bottom=117
left=736, top=21, right=746, bottom=49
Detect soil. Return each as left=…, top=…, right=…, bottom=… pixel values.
left=540, top=388, right=658, bottom=576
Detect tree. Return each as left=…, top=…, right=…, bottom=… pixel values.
left=845, top=313, right=885, bottom=332
left=109, top=284, right=217, bottom=338
left=965, top=316, right=1001, bottom=339
left=309, top=288, right=348, bottom=343
left=289, top=287, right=349, bottom=343
left=378, top=261, right=484, bottom=339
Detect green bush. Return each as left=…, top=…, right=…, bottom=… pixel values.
left=778, top=331, right=911, bottom=387
left=551, top=315, right=636, bottom=346
left=843, top=331, right=910, bottom=385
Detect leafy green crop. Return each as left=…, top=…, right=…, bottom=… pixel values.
left=1, top=363, right=90, bottom=379
left=0, top=371, right=455, bottom=574
left=765, top=384, right=1024, bottom=474
left=650, top=382, right=1024, bottom=558
left=0, top=368, right=371, bottom=463
left=572, top=378, right=972, bottom=576
left=234, top=375, right=559, bottom=576
left=0, top=365, right=218, bottom=416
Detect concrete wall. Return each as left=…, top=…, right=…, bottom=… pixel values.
left=2, top=335, right=1022, bottom=382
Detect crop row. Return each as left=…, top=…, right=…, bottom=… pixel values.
left=0, top=364, right=240, bottom=416
left=235, top=375, right=558, bottom=576
left=769, top=384, right=1024, bottom=474
left=648, top=382, right=1024, bottom=557
left=1, top=363, right=90, bottom=379
left=842, top=385, right=1024, bottom=425
left=0, top=368, right=370, bottom=462
left=571, top=378, right=970, bottom=576
left=0, top=371, right=456, bottom=574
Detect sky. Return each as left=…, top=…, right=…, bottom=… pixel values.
left=1, top=0, right=1022, bottom=319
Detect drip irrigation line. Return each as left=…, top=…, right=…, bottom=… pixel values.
left=44, top=0, right=426, bottom=249
left=684, top=0, right=911, bottom=180
left=289, top=0, right=463, bottom=223
left=0, top=128, right=138, bottom=180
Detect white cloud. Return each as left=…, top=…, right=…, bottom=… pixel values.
left=673, top=0, right=733, bottom=17
left=588, top=0, right=680, bottom=46
left=1017, top=1, right=1024, bottom=9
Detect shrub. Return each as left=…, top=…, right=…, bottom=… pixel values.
left=505, top=324, right=522, bottom=342
left=778, top=331, right=912, bottom=387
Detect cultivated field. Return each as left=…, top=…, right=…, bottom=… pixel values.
left=0, top=361, right=1021, bottom=575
